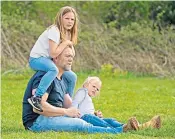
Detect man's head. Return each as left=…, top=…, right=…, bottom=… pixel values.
left=53, top=46, right=74, bottom=72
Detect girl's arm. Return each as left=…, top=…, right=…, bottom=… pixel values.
left=49, top=39, right=73, bottom=58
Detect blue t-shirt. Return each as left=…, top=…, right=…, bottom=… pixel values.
left=22, top=71, right=66, bottom=129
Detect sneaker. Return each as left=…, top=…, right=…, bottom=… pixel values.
left=150, top=115, right=161, bottom=129
left=28, top=96, right=43, bottom=112
left=123, top=117, right=139, bottom=132
left=139, top=115, right=161, bottom=129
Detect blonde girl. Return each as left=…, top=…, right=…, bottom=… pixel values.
left=28, top=6, right=78, bottom=112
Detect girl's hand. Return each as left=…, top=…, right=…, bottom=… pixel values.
left=94, top=110, right=103, bottom=118
left=64, top=40, right=73, bottom=47
left=63, top=40, right=75, bottom=56
left=71, top=45, right=75, bottom=57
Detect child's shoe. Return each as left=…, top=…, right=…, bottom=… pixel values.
left=139, top=115, right=161, bottom=129
left=123, top=117, right=139, bottom=132
left=28, top=96, right=43, bottom=112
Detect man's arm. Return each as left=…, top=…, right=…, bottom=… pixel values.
left=63, top=94, right=72, bottom=108
left=34, top=93, right=80, bottom=118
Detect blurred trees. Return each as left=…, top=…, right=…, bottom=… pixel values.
left=2, top=1, right=175, bottom=27
left=1, top=1, right=175, bottom=76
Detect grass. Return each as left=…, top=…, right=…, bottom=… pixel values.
left=1, top=70, right=175, bottom=139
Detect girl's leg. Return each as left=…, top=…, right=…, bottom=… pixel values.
left=29, top=115, right=123, bottom=134
left=103, top=118, right=124, bottom=128
left=62, top=71, right=77, bottom=97
left=29, top=57, right=58, bottom=96
left=81, top=114, right=112, bottom=128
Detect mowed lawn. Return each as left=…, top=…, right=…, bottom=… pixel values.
left=1, top=71, right=175, bottom=139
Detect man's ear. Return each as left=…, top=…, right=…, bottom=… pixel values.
left=53, top=56, right=58, bottom=62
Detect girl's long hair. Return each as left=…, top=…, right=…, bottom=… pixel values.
left=54, top=6, right=78, bottom=45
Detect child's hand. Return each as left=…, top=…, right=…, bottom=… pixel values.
left=95, top=110, right=103, bottom=118
left=64, top=40, right=73, bottom=47
left=64, top=40, right=75, bottom=56
left=71, top=45, right=75, bottom=57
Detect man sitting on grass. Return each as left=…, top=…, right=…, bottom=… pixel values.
left=22, top=46, right=161, bottom=133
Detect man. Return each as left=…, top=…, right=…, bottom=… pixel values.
left=22, top=46, right=140, bottom=133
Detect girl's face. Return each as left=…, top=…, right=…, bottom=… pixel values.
left=87, top=80, right=101, bottom=97
left=62, top=12, right=75, bottom=31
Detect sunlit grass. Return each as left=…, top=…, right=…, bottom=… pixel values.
left=2, top=70, right=175, bottom=139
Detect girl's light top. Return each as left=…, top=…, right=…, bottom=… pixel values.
left=72, top=88, right=95, bottom=117
left=30, top=25, right=60, bottom=58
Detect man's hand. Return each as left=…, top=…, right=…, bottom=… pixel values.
left=65, top=107, right=80, bottom=118
left=94, top=110, right=103, bottom=118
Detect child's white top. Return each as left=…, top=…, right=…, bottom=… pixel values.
left=72, top=88, right=95, bottom=117
left=30, top=25, right=60, bottom=58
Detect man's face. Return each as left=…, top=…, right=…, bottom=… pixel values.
left=56, top=47, right=74, bottom=71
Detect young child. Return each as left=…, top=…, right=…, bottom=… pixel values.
left=72, top=76, right=127, bottom=131
left=72, top=76, right=161, bottom=132
left=28, top=6, right=78, bottom=112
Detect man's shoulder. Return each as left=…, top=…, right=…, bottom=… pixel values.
left=27, top=71, right=47, bottom=87
left=31, top=71, right=47, bottom=80
left=34, top=71, right=46, bottom=76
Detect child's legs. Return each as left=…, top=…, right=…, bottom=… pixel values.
left=103, top=118, right=124, bottom=128
left=29, top=57, right=58, bottom=97
left=62, top=71, right=77, bottom=97
left=81, top=114, right=111, bottom=128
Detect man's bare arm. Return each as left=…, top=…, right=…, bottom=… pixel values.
left=63, top=94, right=72, bottom=108
left=33, top=93, right=80, bottom=118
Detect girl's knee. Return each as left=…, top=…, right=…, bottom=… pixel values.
left=50, top=66, right=59, bottom=75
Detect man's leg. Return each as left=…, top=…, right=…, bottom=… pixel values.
left=29, top=115, right=123, bottom=134
left=62, top=71, right=77, bottom=97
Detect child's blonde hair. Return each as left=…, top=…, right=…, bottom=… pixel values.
left=54, top=6, right=78, bottom=45
left=82, top=76, right=102, bottom=96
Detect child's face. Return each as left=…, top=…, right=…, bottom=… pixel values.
left=62, top=12, right=75, bottom=30
left=87, top=80, right=101, bottom=97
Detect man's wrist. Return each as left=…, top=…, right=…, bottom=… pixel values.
left=63, top=108, right=67, bottom=116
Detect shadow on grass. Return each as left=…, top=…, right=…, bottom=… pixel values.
left=130, top=128, right=174, bottom=138
left=2, top=127, right=28, bottom=134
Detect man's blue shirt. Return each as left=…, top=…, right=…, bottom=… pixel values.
left=22, top=71, right=67, bottom=128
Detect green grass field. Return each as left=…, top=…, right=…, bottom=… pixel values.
left=1, top=70, right=175, bottom=139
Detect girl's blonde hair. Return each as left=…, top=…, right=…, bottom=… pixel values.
left=54, top=6, right=78, bottom=45
left=82, top=76, right=102, bottom=96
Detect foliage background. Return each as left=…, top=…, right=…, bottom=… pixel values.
left=1, top=1, right=175, bottom=76
left=1, top=1, right=175, bottom=139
